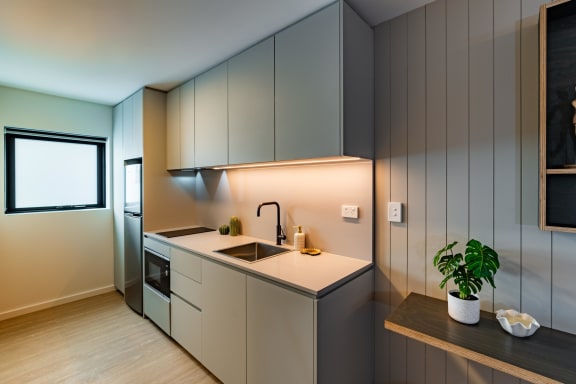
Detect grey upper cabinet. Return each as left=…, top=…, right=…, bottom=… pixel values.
left=275, top=3, right=340, bottom=161
left=228, top=37, right=275, bottom=165
left=165, top=1, right=372, bottom=169
left=122, top=89, right=144, bottom=160
left=275, top=2, right=373, bottom=161
left=195, top=63, right=228, bottom=168
left=166, top=87, right=181, bottom=170
left=166, top=79, right=195, bottom=170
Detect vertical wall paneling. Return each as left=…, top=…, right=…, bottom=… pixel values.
left=406, top=8, right=427, bottom=384
left=446, top=0, right=470, bottom=248
left=445, top=1, right=471, bottom=381
left=494, top=0, right=523, bottom=319
left=425, top=0, right=447, bottom=301
left=389, top=15, right=409, bottom=384
left=375, top=0, right=576, bottom=382
left=494, top=370, right=521, bottom=384
left=520, top=0, right=552, bottom=326
left=389, top=15, right=409, bottom=310
left=552, top=232, right=576, bottom=334
left=469, top=0, right=495, bottom=315
left=374, top=21, right=392, bottom=384
left=424, top=1, right=448, bottom=383
left=493, top=4, right=524, bottom=372
left=406, top=7, right=427, bottom=302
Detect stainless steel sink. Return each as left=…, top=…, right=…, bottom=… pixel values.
left=215, top=242, right=290, bottom=263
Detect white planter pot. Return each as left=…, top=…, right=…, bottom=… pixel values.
left=447, top=290, right=480, bottom=324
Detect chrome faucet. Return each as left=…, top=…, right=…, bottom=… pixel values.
left=256, top=201, right=286, bottom=245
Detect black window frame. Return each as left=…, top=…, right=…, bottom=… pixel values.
left=4, top=127, right=107, bottom=214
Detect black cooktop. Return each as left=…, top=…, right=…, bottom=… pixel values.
left=156, top=227, right=215, bottom=238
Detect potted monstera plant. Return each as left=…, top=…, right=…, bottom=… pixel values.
left=433, top=239, right=500, bottom=324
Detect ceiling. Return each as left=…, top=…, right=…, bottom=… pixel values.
left=0, top=0, right=433, bottom=106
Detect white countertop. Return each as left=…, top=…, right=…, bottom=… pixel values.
left=145, top=229, right=372, bottom=297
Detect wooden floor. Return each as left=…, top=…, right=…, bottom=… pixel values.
left=0, top=291, right=220, bottom=383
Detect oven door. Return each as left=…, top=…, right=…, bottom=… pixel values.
left=144, top=249, right=170, bottom=298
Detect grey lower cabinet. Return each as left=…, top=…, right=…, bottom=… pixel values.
left=170, top=247, right=202, bottom=360
left=201, top=261, right=247, bottom=384
left=169, top=246, right=373, bottom=384
left=247, top=270, right=373, bottom=384
left=247, top=277, right=314, bottom=384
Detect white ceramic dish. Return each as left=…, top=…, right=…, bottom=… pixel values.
left=496, top=309, right=540, bottom=337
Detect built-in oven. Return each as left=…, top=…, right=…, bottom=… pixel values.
left=143, top=236, right=171, bottom=335
left=144, top=249, right=170, bottom=298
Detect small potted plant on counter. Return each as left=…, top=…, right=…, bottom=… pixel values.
left=433, top=239, right=500, bottom=324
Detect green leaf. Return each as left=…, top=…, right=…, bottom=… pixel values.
left=464, top=239, right=499, bottom=288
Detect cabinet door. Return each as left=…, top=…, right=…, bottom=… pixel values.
left=180, top=79, right=195, bottom=169
left=171, top=294, right=202, bottom=359
left=122, top=90, right=144, bottom=160
left=228, top=38, right=274, bottom=165
left=202, top=261, right=246, bottom=384
left=275, top=2, right=340, bottom=161
left=166, top=87, right=181, bottom=170
left=166, top=80, right=195, bottom=170
left=247, top=277, right=314, bottom=384
left=195, top=63, right=228, bottom=167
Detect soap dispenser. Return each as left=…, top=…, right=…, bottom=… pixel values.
left=293, top=226, right=305, bottom=250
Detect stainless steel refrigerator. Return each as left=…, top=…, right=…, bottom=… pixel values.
left=124, top=158, right=143, bottom=314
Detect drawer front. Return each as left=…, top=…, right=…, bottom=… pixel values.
left=171, top=270, right=202, bottom=309
left=170, top=248, right=202, bottom=282
left=171, top=294, right=202, bottom=360
left=143, top=284, right=171, bottom=335
left=144, top=236, right=170, bottom=257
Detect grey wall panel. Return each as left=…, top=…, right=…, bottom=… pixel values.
left=469, top=0, right=495, bottom=312
left=424, top=1, right=448, bottom=383
left=389, top=15, right=409, bottom=384
left=407, top=339, right=426, bottom=384
left=446, top=354, right=468, bottom=383
left=446, top=0, right=469, bottom=247
left=425, top=345, right=447, bottom=384
left=374, top=21, right=392, bottom=384
left=406, top=9, right=427, bottom=384
left=407, top=7, right=427, bottom=299
left=552, top=232, right=576, bottom=334
left=468, top=361, right=493, bottom=384
left=425, top=0, right=448, bottom=302
left=520, top=0, right=553, bottom=326
left=374, top=0, right=576, bottom=383
left=389, top=15, right=409, bottom=309
left=445, top=0, right=472, bottom=380
left=494, top=0, right=523, bottom=317
left=493, top=370, right=521, bottom=384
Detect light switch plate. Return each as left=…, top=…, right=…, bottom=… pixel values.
left=388, top=202, right=402, bottom=222
left=341, top=204, right=359, bottom=219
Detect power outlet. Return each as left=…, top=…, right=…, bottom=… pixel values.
left=388, top=202, right=402, bottom=222
left=341, top=205, right=359, bottom=219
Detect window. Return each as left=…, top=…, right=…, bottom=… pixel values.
left=4, top=127, right=106, bottom=214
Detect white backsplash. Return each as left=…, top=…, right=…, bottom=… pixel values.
left=193, top=160, right=373, bottom=261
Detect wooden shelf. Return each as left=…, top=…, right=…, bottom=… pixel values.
left=385, top=293, right=576, bottom=384
left=546, top=168, right=576, bottom=174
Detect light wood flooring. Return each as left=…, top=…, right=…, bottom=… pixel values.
left=0, top=291, right=220, bottom=383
